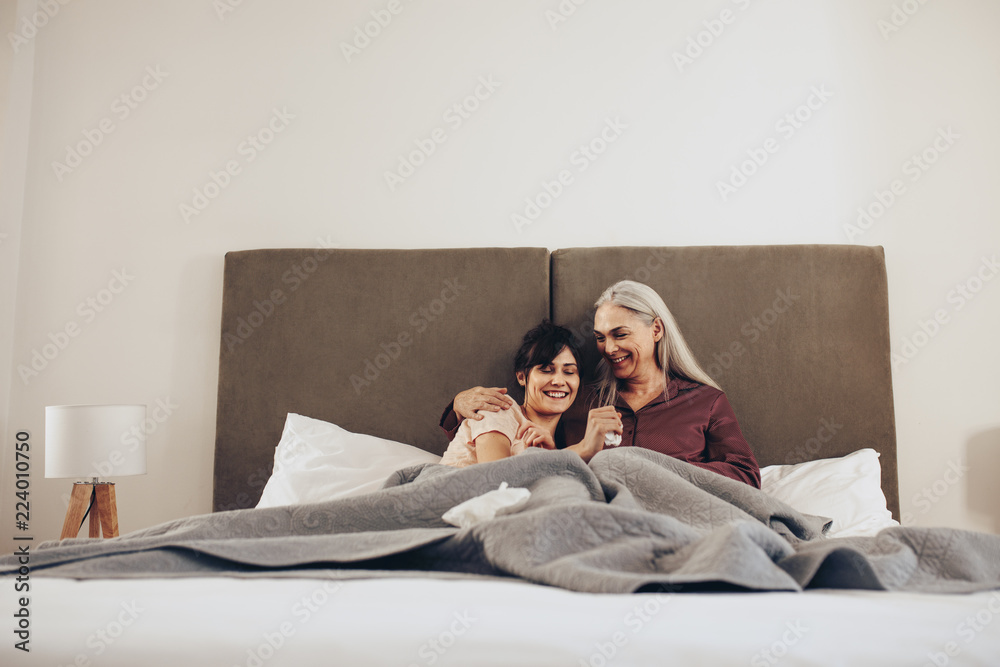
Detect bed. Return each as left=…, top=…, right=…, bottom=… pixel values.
left=6, top=245, right=1000, bottom=667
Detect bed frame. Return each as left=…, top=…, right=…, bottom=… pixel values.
left=213, top=245, right=899, bottom=517
left=19, top=246, right=1000, bottom=667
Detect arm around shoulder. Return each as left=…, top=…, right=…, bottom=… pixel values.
left=439, top=386, right=513, bottom=439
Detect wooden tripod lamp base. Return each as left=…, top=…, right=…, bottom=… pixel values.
left=60, top=481, right=119, bottom=539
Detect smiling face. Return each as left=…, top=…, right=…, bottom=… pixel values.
left=517, top=346, right=580, bottom=417
left=593, top=303, right=663, bottom=384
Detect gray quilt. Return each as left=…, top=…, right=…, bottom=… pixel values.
left=4, top=449, right=999, bottom=594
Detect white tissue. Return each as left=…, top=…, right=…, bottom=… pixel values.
left=604, top=432, right=622, bottom=447
left=442, top=482, right=531, bottom=529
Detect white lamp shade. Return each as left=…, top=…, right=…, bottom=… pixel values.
left=45, top=404, right=147, bottom=479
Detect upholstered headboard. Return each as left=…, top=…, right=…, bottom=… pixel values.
left=213, top=245, right=899, bottom=518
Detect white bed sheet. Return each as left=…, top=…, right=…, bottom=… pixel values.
left=8, top=576, right=1000, bottom=667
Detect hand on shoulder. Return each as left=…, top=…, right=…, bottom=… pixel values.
left=454, top=386, right=514, bottom=420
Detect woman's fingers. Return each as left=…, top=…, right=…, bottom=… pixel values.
left=478, top=387, right=512, bottom=410
left=516, top=420, right=555, bottom=449
left=582, top=408, right=623, bottom=456
left=515, top=419, right=534, bottom=441
left=522, top=428, right=537, bottom=447
left=588, top=407, right=622, bottom=433
left=455, top=386, right=513, bottom=419
left=526, top=428, right=555, bottom=449
left=607, top=411, right=623, bottom=434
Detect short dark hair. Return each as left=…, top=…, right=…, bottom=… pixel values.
left=513, top=320, right=582, bottom=378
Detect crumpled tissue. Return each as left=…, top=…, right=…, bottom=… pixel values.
left=604, top=432, right=622, bottom=447
left=442, top=482, right=531, bottom=529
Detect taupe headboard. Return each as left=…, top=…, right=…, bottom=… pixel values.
left=214, top=245, right=899, bottom=519
left=214, top=248, right=550, bottom=511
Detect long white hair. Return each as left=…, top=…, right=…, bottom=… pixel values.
left=593, top=280, right=719, bottom=407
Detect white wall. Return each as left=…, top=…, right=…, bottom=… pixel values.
left=2, top=0, right=998, bottom=554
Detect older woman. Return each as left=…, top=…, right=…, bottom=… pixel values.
left=441, top=280, right=760, bottom=487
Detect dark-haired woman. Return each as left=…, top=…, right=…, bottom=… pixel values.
left=439, top=321, right=622, bottom=467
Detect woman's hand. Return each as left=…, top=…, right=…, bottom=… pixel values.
left=454, top=386, right=514, bottom=420
left=515, top=419, right=557, bottom=450
left=566, top=406, right=622, bottom=462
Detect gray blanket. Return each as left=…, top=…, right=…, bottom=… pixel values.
left=4, top=449, right=999, bottom=593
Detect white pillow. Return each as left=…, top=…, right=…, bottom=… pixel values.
left=256, top=413, right=441, bottom=509
left=760, top=448, right=899, bottom=538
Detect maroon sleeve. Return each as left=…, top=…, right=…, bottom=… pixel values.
left=439, top=401, right=462, bottom=440
left=697, top=393, right=761, bottom=488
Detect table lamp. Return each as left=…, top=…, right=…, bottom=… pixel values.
left=45, top=404, right=147, bottom=539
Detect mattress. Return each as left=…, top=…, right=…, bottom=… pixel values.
left=11, top=576, right=1000, bottom=666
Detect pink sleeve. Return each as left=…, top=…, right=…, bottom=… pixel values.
left=467, top=409, right=519, bottom=446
